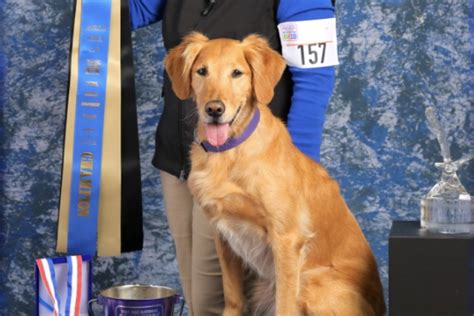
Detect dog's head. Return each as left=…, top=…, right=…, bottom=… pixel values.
left=164, top=32, right=286, bottom=147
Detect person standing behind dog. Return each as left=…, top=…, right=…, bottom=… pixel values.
left=130, top=0, right=338, bottom=314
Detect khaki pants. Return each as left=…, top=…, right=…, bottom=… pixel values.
left=160, top=171, right=225, bottom=316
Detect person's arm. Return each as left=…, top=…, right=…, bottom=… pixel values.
left=129, top=0, right=166, bottom=30
left=277, top=0, right=337, bottom=161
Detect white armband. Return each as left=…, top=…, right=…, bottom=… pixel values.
left=277, top=18, right=339, bottom=69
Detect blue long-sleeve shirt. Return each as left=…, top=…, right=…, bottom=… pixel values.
left=129, top=0, right=336, bottom=161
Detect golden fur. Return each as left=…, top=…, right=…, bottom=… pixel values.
left=164, top=32, right=386, bottom=316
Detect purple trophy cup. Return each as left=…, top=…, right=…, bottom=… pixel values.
left=89, top=284, right=184, bottom=316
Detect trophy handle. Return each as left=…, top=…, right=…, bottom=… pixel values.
left=88, top=298, right=98, bottom=316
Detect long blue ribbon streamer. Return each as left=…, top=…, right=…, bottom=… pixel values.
left=67, top=0, right=113, bottom=255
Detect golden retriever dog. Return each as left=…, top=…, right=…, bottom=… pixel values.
left=164, top=32, right=385, bottom=316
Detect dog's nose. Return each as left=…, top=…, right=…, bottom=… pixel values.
left=205, top=101, right=226, bottom=118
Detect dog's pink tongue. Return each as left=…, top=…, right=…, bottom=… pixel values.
left=205, top=123, right=230, bottom=147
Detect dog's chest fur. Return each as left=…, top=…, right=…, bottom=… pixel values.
left=215, top=218, right=274, bottom=279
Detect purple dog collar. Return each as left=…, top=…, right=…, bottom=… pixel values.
left=201, top=108, right=260, bottom=153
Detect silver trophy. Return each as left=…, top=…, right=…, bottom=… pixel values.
left=420, top=107, right=474, bottom=233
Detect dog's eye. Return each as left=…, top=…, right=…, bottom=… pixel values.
left=197, top=67, right=208, bottom=76
left=232, top=69, right=243, bottom=78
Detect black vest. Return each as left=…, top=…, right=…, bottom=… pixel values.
left=153, top=0, right=293, bottom=179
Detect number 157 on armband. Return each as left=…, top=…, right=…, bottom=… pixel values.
left=296, top=42, right=329, bottom=66
left=278, top=18, right=339, bottom=69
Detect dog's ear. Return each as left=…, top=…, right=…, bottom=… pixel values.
left=242, top=34, right=287, bottom=105
left=164, top=32, right=209, bottom=100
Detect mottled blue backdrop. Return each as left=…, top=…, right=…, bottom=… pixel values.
left=0, top=1, right=472, bottom=314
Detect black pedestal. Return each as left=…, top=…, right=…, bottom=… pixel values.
left=389, top=221, right=474, bottom=316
